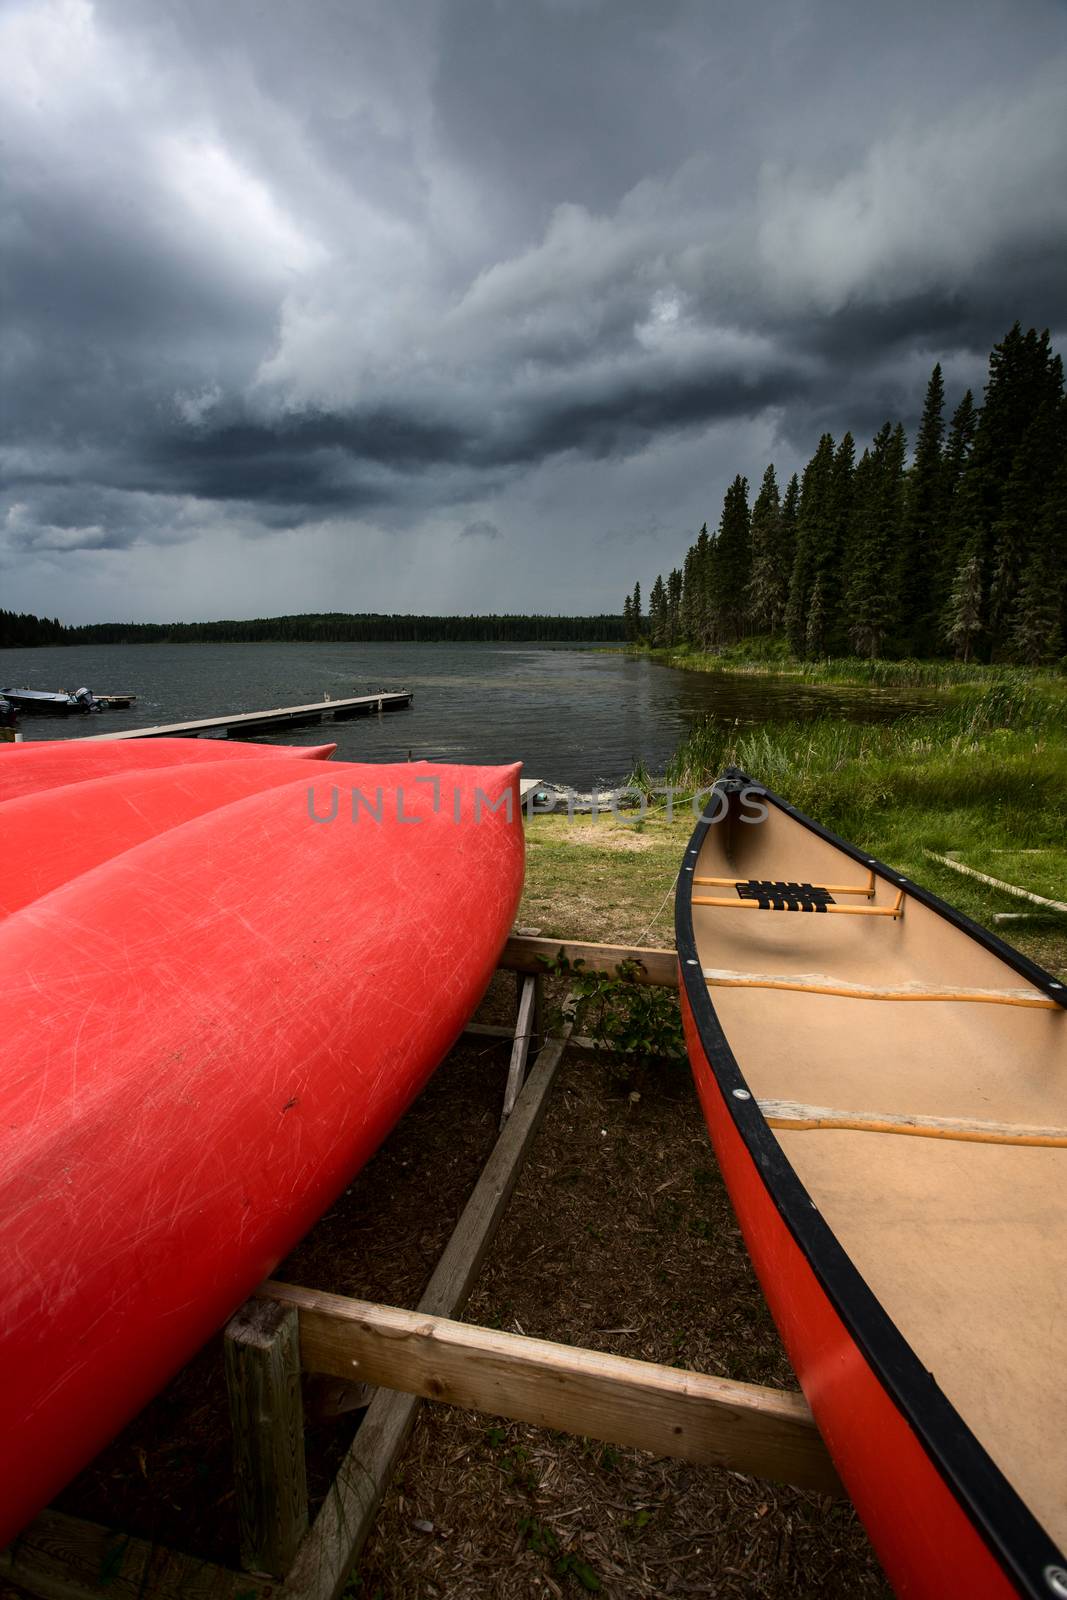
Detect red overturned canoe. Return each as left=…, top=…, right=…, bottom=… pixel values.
left=0, top=760, right=523, bottom=1545
left=677, top=769, right=1067, bottom=1600
left=0, top=735, right=335, bottom=803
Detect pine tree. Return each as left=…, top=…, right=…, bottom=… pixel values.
left=746, top=464, right=784, bottom=634
left=936, top=389, right=978, bottom=628
left=786, top=435, right=835, bottom=655
left=648, top=574, right=668, bottom=646
left=805, top=575, right=827, bottom=658
left=666, top=568, right=683, bottom=646
left=631, top=581, right=643, bottom=640
left=846, top=423, right=906, bottom=658
left=944, top=543, right=985, bottom=662
left=709, top=475, right=751, bottom=643
left=779, top=473, right=799, bottom=597
left=623, top=593, right=635, bottom=642
left=1009, top=428, right=1067, bottom=663
left=988, top=363, right=1065, bottom=655
left=898, top=364, right=945, bottom=654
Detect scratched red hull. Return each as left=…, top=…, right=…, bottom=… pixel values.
left=0, top=735, right=335, bottom=803
left=0, top=761, right=523, bottom=1544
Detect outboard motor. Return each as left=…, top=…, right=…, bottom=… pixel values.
left=72, top=687, right=102, bottom=713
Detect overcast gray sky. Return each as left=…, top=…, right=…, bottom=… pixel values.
left=2, top=0, right=1066, bottom=623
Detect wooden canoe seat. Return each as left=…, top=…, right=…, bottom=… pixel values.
left=704, top=968, right=1059, bottom=1009
left=758, top=1097, right=1067, bottom=1148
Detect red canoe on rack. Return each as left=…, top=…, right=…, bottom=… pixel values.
left=0, top=735, right=335, bottom=803
left=0, top=760, right=524, bottom=1545
left=677, top=768, right=1067, bottom=1600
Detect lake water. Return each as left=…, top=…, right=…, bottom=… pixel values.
left=0, top=642, right=934, bottom=788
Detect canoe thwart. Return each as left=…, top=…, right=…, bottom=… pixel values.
left=758, top=1097, right=1067, bottom=1148
left=694, top=886, right=905, bottom=918
left=704, top=969, right=1060, bottom=1009
left=694, top=869, right=877, bottom=898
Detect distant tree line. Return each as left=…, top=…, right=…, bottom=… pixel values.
left=0, top=611, right=627, bottom=649
left=627, top=323, right=1067, bottom=663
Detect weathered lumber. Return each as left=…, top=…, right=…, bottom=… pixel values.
left=262, top=1286, right=841, bottom=1496
left=500, top=974, right=538, bottom=1127
left=705, top=968, right=1058, bottom=1008
left=277, top=1010, right=575, bottom=1600
left=0, top=1510, right=272, bottom=1600
left=924, top=850, right=1067, bottom=913
left=500, top=935, right=677, bottom=988
left=223, top=1298, right=308, bottom=1576
left=760, top=1097, right=1067, bottom=1148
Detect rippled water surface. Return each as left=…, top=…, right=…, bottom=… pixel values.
left=0, top=642, right=936, bottom=787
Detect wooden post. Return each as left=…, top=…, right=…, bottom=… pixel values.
left=280, top=1009, right=576, bottom=1600
left=223, top=1299, right=308, bottom=1578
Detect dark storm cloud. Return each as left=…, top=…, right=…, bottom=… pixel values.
left=2, top=0, right=1066, bottom=613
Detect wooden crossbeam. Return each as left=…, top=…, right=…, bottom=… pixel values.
left=693, top=890, right=905, bottom=918
left=760, top=1097, right=1067, bottom=1148
left=260, top=1283, right=841, bottom=1495
left=500, top=935, right=677, bottom=988
left=694, top=870, right=876, bottom=898
left=704, top=969, right=1059, bottom=1009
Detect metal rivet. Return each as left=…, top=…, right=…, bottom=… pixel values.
left=732, top=1088, right=751, bottom=1101
left=686, top=959, right=698, bottom=966
left=1044, top=1565, right=1067, bottom=1599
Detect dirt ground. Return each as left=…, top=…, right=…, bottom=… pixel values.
left=10, top=967, right=889, bottom=1600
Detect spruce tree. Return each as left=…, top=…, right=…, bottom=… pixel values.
left=667, top=568, right=683, bottom=646
left=936, top=389, right=978, bottom=626
left=631, top=582, right=643, bottom=640
left=709, top=475, right=751, bottom=643
left=746, top=464, right=784, bottom=633
left=898, top=364, right=945, bottom=654
left=786, top=435, right=835, bottom=655
left=779, top=473, right=800, bottom=600
left=648, top=574, right=668, bottom=646
left=623, top=593, right=635, bottom=642
left=846, top=423, right=906, bottom=658
left=944, top=541, right=985, bottom=662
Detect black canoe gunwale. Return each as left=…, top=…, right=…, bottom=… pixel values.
left=675, top=768, right=1067, bottom=1600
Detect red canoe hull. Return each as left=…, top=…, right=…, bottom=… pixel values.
left=0, top=757, right=359, bottom=917
left=0, top=762, right=523, bottom=1543
left=0, top=736, right=335, bottom=803
left=681, top=989, right=1016, bottom=1599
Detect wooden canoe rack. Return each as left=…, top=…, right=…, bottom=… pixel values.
left=1, top=936, right=840, bottom=1600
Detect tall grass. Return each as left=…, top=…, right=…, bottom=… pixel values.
left=658, top=680, right=1067, bottom=853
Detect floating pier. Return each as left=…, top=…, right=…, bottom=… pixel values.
left=81, top=690, right=413, bottom=741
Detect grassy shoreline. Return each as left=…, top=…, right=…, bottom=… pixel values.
left=522, top=657, right=1067, bottom=978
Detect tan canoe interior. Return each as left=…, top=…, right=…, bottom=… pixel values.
left=691, top=799, right=1067, bottom=1551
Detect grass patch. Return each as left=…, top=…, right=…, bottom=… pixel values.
left=521, top=665, right=1067, bottom=977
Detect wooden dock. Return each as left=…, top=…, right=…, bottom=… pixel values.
left=81, top=691, right=413, bottom=741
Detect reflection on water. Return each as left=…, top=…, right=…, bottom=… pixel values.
left=0, top=642, right=936, bottom=788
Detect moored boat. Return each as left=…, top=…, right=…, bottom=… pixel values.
left=0, top=760, right=524, bottom=1545
left=0, top=686, right=102, bottom=715
left=677, top=768, right=1067, bottom=1599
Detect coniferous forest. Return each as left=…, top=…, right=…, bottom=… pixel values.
left=628, top=324, right=1067, bottom=664
left=0, top=611, right=626, bottom=649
